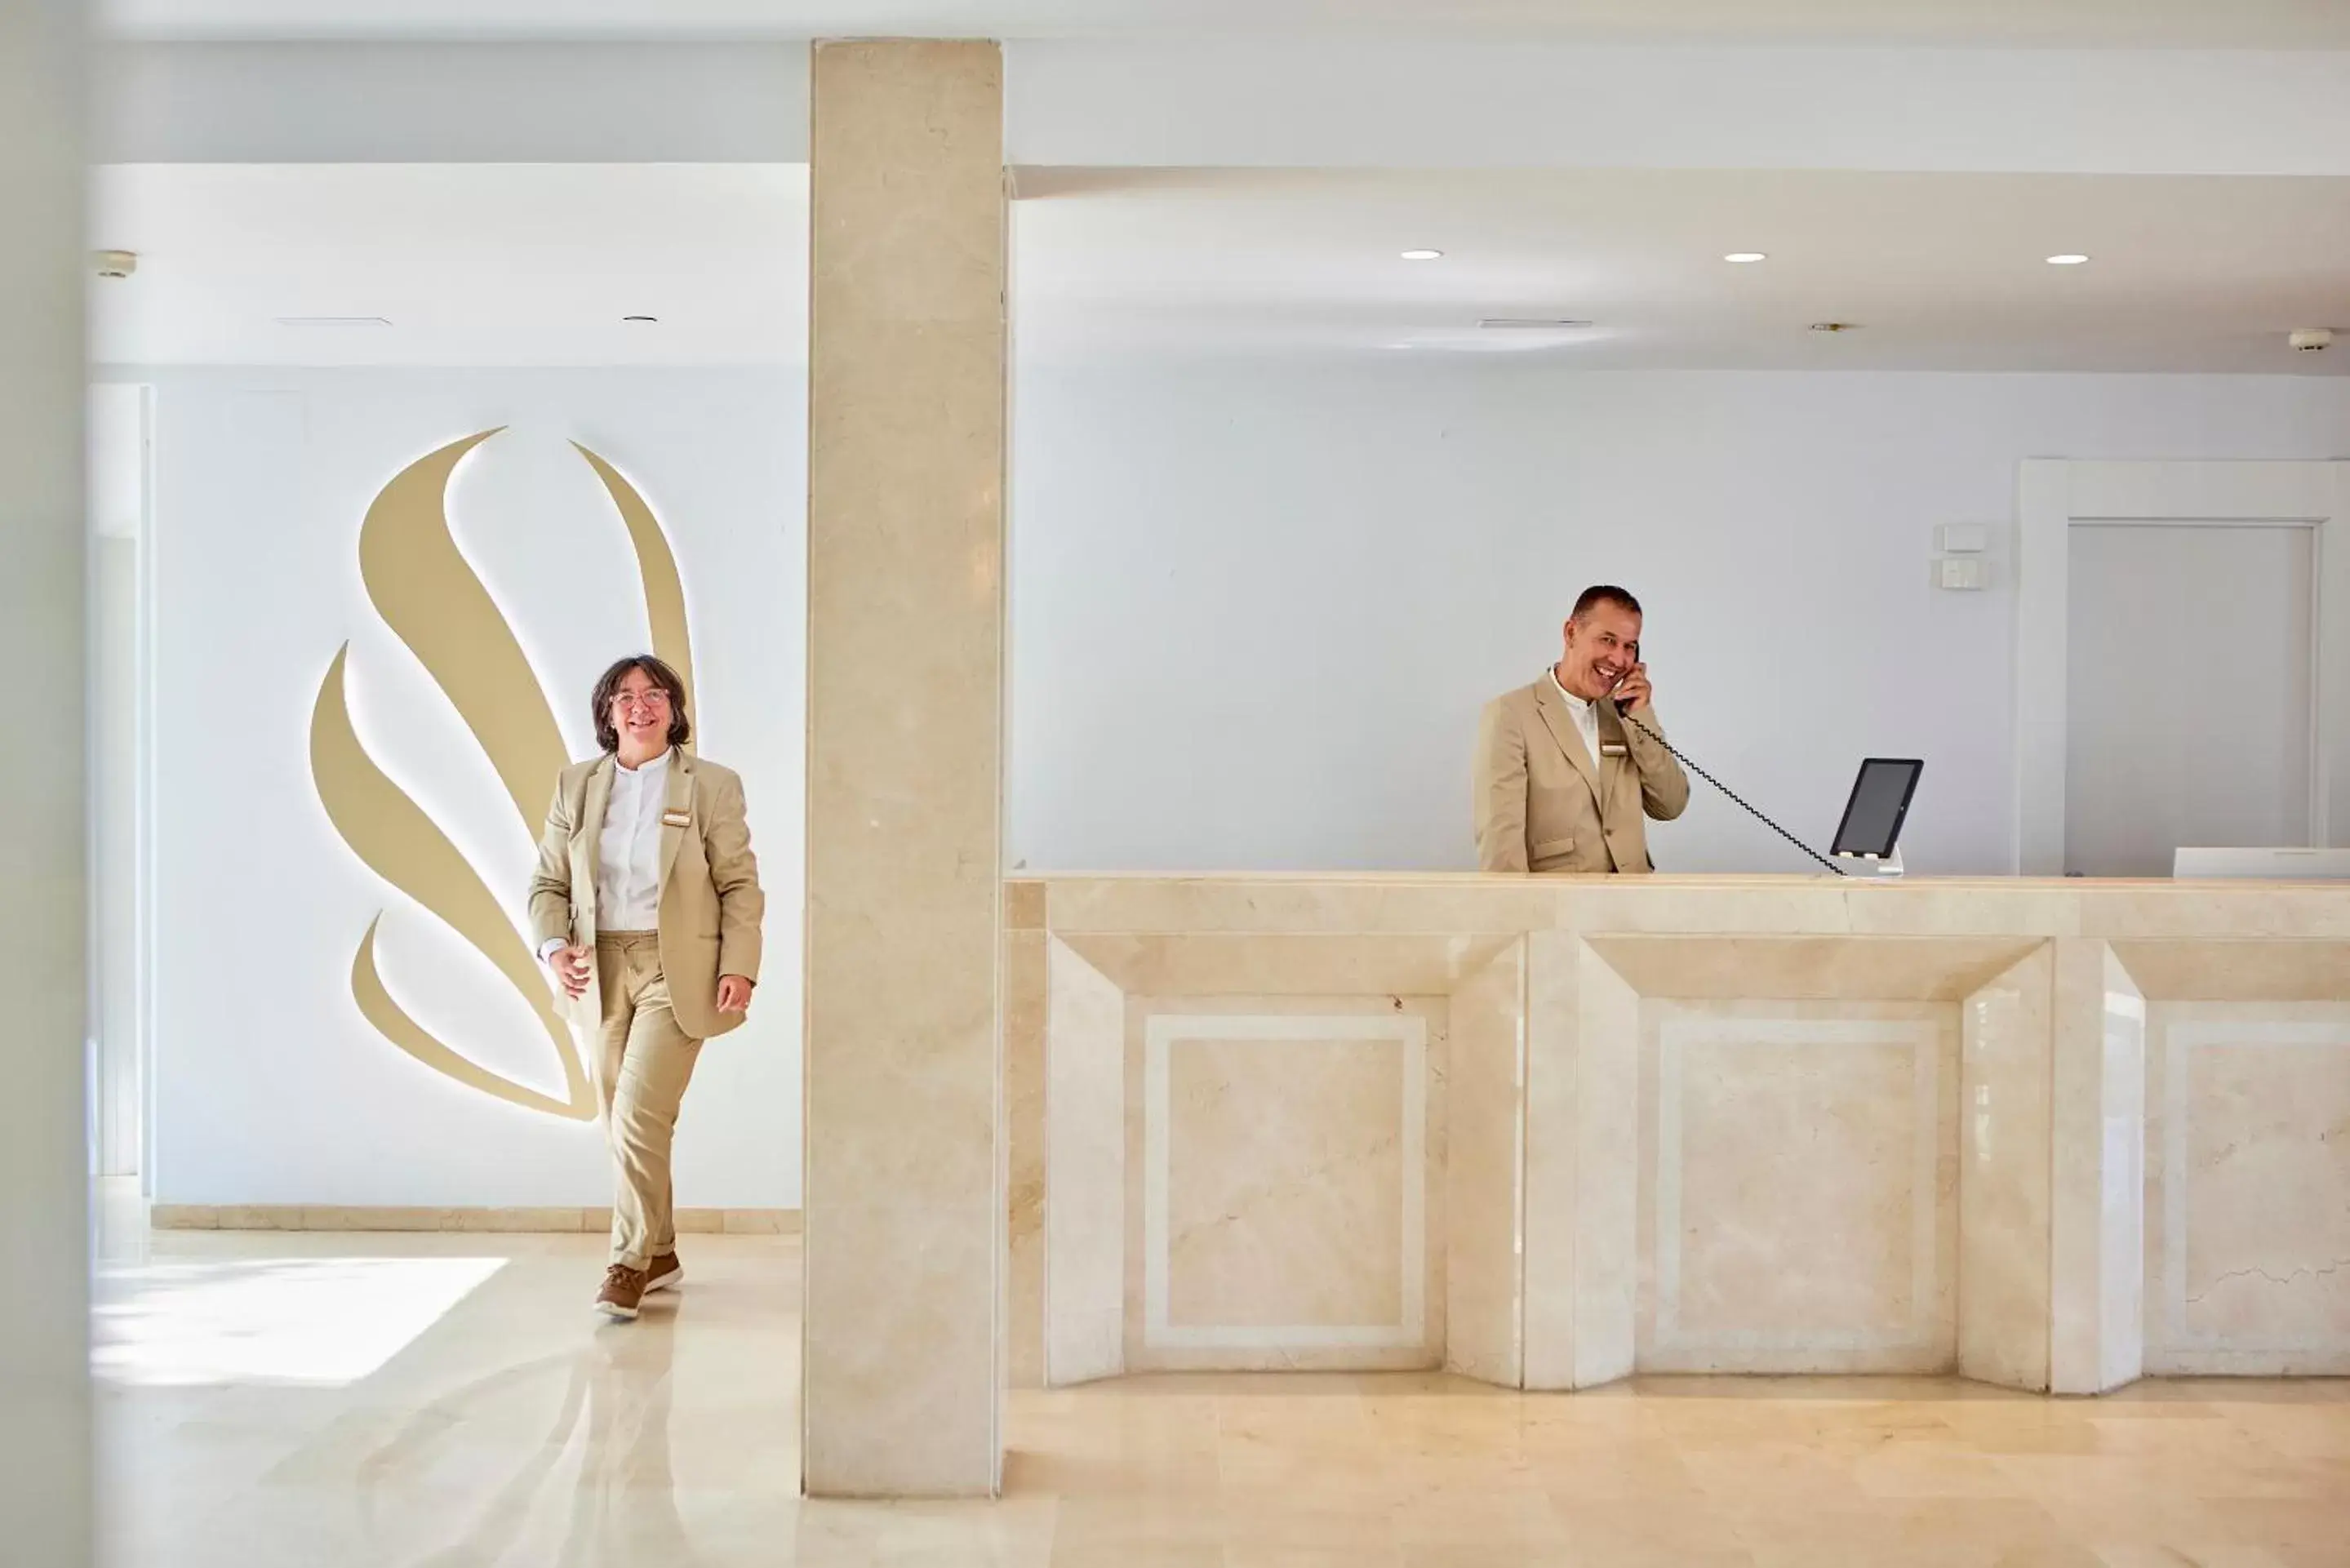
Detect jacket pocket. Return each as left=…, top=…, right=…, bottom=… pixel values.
left=1530, top=836, right=1576, bottom=862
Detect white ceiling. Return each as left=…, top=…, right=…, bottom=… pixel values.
left=97, top=0, right=2350, bottom=47
left=1012, top=169, right=2350, bottom=372
left=89, top=165, right=809, bottom=366
left=90, top=163, right=2350, bottom=372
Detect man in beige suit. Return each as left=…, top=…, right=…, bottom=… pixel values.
left=530, top=655, right=764, bottom=1321
left=1474, top=585, right=1690, bottom=873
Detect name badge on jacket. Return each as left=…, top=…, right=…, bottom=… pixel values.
left=662, top=809, right=692, bottom=828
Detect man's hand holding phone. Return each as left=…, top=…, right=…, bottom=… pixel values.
left=1610, top=662, right=1654, bottom=714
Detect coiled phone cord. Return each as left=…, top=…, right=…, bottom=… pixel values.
left=1615, top=707, right=1849, bottom=877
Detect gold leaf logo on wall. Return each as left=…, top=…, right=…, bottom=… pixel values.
left=309, top=429, right=695, bottom=1119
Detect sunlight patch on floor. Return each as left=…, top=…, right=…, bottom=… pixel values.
left=93, top=1256, right=507, bottom=1388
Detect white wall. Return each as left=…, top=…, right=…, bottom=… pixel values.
left=125, top=367, right=806, bottom=1208
left=121, top=358, right=2350, bottom=1209
left=1008, top=363, right=2350, bottom=876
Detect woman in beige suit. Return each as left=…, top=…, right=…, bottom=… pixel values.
left=529, top=655, right=764, bottom=1321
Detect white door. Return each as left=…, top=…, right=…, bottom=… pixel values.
left=2064, top=522, right=2315, bottom=877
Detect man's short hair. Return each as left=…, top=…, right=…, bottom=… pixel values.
left=1571, top=584, right=1642, bottom=623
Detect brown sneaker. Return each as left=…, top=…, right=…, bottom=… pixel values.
left=644, top=1252, right=682, bottom=1295
left=595, top=1264, right=647, bottom=1321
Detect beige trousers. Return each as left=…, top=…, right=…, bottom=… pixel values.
left=592, top=932, right=703, bottom=1270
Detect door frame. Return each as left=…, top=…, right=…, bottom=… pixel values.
left=87, top=380, right=156, bottom=1186
left=2013, top=459, right=2350, bottom=876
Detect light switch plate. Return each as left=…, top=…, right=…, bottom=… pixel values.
left=1934, top=556, right=1987, bottom=590
left=1936, top=523, right=1989, bottom=554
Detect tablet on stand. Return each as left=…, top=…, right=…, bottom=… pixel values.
left=1830, top=757, right=1924, bottom=878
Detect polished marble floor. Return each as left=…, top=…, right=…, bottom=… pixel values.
left=96, top=1226, right=2350, bottom=1567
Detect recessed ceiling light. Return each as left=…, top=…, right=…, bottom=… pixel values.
left=2046, top=254, right=2090, bottom=265
left=1724, top=252, right=1768, bottom=264
left=622, top=313, right=660, bottom=322
left=1400, top=249, right=1444, bottom=261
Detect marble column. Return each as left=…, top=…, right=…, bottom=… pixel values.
left=1042, top=939, right=1124, bottom=1387
left=2049, top=939, right=2148, bottom=1395
left=803, top=38, right=1007, bottom=1497
left=1444, top=939, right=1527, bottom=1388
left=1522, top=934, right=1641, bottom=1390
left=1958, top=944, right=2055, bottom=1390
left=0, top=0, right=91, bottom=1560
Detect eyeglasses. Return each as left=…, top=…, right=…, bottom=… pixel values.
left=612, top=689, right=672, bottom=711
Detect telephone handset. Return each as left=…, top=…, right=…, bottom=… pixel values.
left=1598, top=641, right=1651, bottom=720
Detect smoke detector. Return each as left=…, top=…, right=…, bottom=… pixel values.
left=93, top=250, right=138, bottom=279
left=2289, top=327, right=2334, bottom=353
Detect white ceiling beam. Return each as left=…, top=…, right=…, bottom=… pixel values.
left=94, top=38, right=2350, bottom=177
left=1006, top=40, right=2350, bottom=175
left=94, top=42, right=811, bottom=162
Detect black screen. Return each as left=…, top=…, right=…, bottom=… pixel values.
left=1832, top=759, right=1923, bottom=858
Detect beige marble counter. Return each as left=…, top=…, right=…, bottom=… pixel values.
left=1004, top=874, right=2350, bottom=1395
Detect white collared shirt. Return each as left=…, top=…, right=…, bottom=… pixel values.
left=596, top=749, right=672, bottom=931
left=1548, top=668, right=1602, bottom=769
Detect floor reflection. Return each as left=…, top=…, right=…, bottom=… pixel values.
left=100, top=1228, right=2350, bottom=1567
left=358, top=1309, right=698, bottom=1566
left=101, top=1232, right=801, bottom=1567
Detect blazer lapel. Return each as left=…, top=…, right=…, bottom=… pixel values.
left=1594, top=699, right=1629, bottom=794
left=1532, top=673, right=1602, bottom=807
left=573, top=756, right=616, bottom=921
left=657, top=750, right=694, bottom=893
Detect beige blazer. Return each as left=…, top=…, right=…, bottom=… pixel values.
left=1473, top=676, right=1691, bottom=873
left=527, top=750, right=765, bottom=1042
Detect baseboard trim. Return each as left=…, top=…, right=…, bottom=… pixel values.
left=149, top=1204, right=803, bottom=1236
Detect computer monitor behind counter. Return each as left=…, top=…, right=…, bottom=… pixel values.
left=1831, top=757, right=1924, bottom=877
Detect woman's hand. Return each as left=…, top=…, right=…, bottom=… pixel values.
left=545, top=944, right=591, bottom=1000
left=717, top=974, right=754, bottom=1015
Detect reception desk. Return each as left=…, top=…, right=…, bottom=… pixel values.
left=1002, top=874, right=2350, bottom=1396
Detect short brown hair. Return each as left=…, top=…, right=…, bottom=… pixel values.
left=590, top=655, right=691, bottom=755
left=1571, top=584, right=1641, bottom=622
